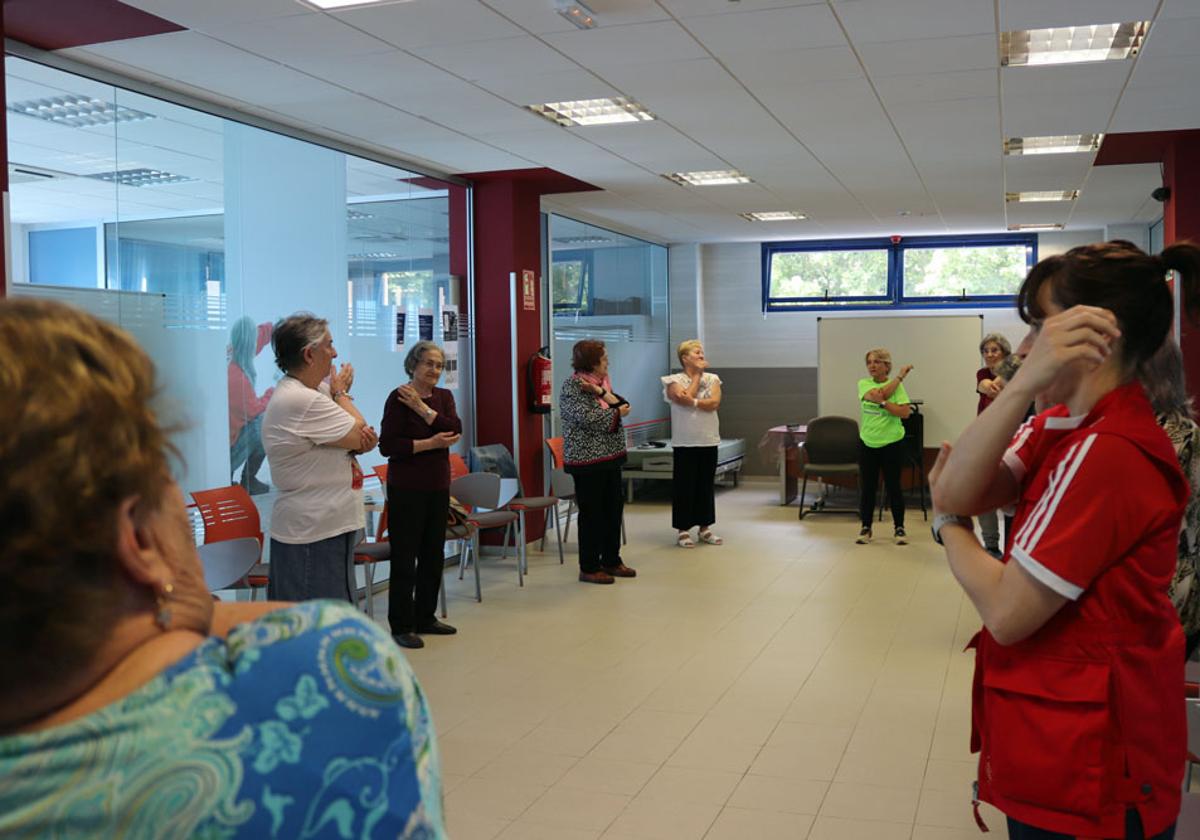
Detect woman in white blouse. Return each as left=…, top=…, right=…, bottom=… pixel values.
left=662, top=340, right=724, bottom=547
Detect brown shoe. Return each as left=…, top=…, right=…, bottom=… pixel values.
left=602, top=563, right=637, bottom=578
left=579, top=570, right=615, bottom=584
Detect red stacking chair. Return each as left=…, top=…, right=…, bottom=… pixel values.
left=190, top=485, right=269, bottom=599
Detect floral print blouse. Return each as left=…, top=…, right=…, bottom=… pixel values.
left=0, top=601, right=445, bottom=839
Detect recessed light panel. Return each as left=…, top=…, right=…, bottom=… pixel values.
left=556, top=0, right=597, bottom=30
left=1008, top=223, right=1065, bottom=231
left=1000, top=22, right=1149, bottom=67
left=1005, top=190, right=1080, bottom=203
left=300, top=0, right=413, bottom=10
left=664, top=170, right=752, bottom=186
left=8, top=95, right=155, bottom=128
left=740, top=211, right=807, bottom=222
left=527, top=97, right=654, bottom=127
left=1004, top=134, right=1103, bottom=155
left=86, top=168, right=195, bottom=188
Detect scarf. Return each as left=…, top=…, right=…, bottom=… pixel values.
left=573, top=370, right=613, bottom=409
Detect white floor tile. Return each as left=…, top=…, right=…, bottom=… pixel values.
left=399, top=481, right=990, bottom=840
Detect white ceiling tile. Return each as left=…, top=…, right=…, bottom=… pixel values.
left=411, top=35, right=581, bottom=81
left=473, top=69, right=617, bottom=104
left=999, top=0, right=1161, bottom=32
left=541, top=21, right=709, bottom=68
left=723, top=45, right=865, bottom=86
left=581, top=121, right=726, bottom=170
left=334, top=0, right=526, bottom=48
left=68, top=33, right=349, bottom=108
left=858, top=34, right=997, bottom=77
left=1003, top=154, right=1094, bottom=192
left=874, top=68, right=996, bottom=105
left=485, top=0, right=671, bottom=35
left=681, top=4, right=846, bottom=54
left=1141, top=15, right=1200, bottom=58
left=1127, top=53, right=1200, bottom=88
left=1110, top=81, right=1200, bottom=132
left=832, top=0, right=995, bottom=44
left=121, top=0, right=307, bottom=28
left=1001, top=62, right=1131, bottom=136
left=1161, top=0, right=1200, bottom=20
left=203, top=13, right=394, bottom=63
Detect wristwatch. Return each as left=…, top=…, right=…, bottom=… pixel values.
left=931, top=513, right=974, bottom=546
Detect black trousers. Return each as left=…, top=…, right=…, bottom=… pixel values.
left=1007, top=812, right=1174, bottom=840
left=571, top=466, right=624, bottom=573
left=672, top=445, right=717, bottom=531
left=858, top=438, right=906, bottom=529
left=387, top=487, right=448, bottom=634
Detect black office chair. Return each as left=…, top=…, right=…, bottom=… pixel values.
left=797, top=415, right=861, bottom=519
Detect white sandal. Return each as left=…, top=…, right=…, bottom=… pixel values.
left=698, top=529, right=723, bottom=545
left=676, top=531, right=696, bottom=548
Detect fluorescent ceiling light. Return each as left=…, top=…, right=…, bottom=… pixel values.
left=556, top=0, right=597, bottom=30
left=346, top=209, right=375, bottom=220
left=86, top=168, right=195, bottom=188
left=527, top=97, right=654, bottom=127
left=554, top=235, right=613, bottom=245
left=740, top=211, right=808, bottom=222
left=299, top=0, right=414, bottom=10
left=1008, top=223, right=1064, bottom=231
left=664, top=170, right=752, bottom=186
left=1004, top=134, right=1103, bottom=155
left=1000, top=22, right=1149, bottom=67
left=1006, top=190, right=1080, bottom=203
left=8, top=95, right=155, bottom=128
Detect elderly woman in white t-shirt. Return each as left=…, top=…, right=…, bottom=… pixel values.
left=662, top=340, right=723, bottom=548
left=263, top=313, right=378, bottom=602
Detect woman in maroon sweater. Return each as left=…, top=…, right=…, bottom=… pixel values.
left=379, top=340, right=462, bottom=650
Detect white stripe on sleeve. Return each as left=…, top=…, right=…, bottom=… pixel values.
left=1017, top=434, right=1097, bottom=555
left=1013, top=438, right=1081, bottom=549
left=1010, top=544, right=1085, bottom=600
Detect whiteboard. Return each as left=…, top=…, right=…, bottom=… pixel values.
left=817, top=315, right=983, bottom=449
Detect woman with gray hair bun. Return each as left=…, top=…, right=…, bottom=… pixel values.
left=974, top=332, right=1018, bottom=557
left=379, top=340, right=462, bottom=650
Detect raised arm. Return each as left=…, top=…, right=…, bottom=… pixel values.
left=863, top=364, right=912, bottom=402
left=561, top=379, right=621, bottom=433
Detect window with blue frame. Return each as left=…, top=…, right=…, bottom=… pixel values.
left=763, top=233, right=1036, bottom=311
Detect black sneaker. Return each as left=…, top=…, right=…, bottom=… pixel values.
left=855, top=527, right=872, bottom=544
left=393, top=632, right=424, bottom=649
left=894, top=527, right=908, bottom=545
left=417, top=620, right=457, bottom=635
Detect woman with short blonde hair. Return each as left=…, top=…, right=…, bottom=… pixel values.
left=663, top=339, right=724, bottom=547
left=856, top=348, right=913, bottom=544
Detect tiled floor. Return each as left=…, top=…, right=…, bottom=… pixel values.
left=372, top=478, right=1010, bottom=840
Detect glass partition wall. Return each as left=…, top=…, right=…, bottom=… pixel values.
left=548, top=215, right=669, bottom=442
left=6, top=57, right=472, bottom=586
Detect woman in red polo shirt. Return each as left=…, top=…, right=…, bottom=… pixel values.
left=930, top=239, right=1200, bottom=840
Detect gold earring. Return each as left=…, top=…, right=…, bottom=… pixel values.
left=155, top=581, right=175, bottom=631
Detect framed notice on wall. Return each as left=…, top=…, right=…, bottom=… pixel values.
left=522, top=269, right=536, bottom=311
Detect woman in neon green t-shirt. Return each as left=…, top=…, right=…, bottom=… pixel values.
left=856, top=348, right=914, bottom=544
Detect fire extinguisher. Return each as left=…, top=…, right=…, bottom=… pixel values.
left=528, top=346, right=553, bottom=414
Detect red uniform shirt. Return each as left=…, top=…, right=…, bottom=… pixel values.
left=971, top=381, right=1187, bottom=837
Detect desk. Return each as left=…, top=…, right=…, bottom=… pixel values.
left=764, top=425, right=807, bottom=505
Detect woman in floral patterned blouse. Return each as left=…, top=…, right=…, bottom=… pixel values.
left=0, top=299, right=445, bottom=839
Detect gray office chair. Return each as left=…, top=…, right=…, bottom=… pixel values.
left=200, top=537, right=262, bottom=592
left=797, top=415, right=861, bottom=519
left=469, top=443, right=564, bottom=568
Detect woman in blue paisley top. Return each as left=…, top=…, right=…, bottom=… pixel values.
left=0, top=299, right=445, bottom=839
